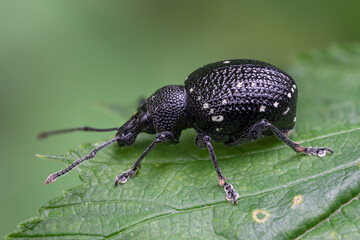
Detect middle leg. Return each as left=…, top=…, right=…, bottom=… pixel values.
left=195, top=133, right=239, bottom=204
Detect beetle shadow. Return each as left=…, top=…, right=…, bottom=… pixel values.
left=110, top=129, right=289, bottom=165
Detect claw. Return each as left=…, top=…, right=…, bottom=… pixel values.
left=303, top=147, right=334, bottom=157
left=114, top=173, right=128, bottom=185
left=224, top=183, right=239, bottom=205
left=318, top=148, right=333, bottom=157
left=114, top=169, right=136, bottom=185
left=317, top=150, right=326, bottom=157
left=326, top=148, right=334, bottom=155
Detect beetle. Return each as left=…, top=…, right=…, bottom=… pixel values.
left=39, top=59, right=333, bottom=204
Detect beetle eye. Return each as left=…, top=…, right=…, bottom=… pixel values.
left=138, top=113, right=148, bottom=129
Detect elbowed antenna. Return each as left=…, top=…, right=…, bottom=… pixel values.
left=44, top=135, right=121, bottom=184
left=38, top=126, right=119, bottom=139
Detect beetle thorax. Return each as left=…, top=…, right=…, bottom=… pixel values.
left=146, top=85, right=189, bottom=139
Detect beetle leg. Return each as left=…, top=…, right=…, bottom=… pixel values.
left=260, top=119, right=333, bottom=157
left=114, top=131, right=174, bottom=185
left=241, top=119, right=334, bottom=157
left=195, top=133, right=239, bottom=204
left=45, top=135, right=121, bottom=184
left=294, top=146, right=333, bottom=157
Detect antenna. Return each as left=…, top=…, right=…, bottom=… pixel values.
left=38, top=126, right=119, bottom=139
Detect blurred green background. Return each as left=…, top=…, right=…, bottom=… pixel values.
left=1, top=0, right=360, bottom=237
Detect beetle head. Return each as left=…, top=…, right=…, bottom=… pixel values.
left=116, top=85, right=189, bottom=145
left=115, top=101, right=156, bottom=146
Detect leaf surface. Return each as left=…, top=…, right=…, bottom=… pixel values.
left=7, top=44, right=360, bottom=239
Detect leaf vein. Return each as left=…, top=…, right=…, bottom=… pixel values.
left=295, top=193, right=360, bottom=239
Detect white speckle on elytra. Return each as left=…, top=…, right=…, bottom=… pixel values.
left=189, top=88, right=193, bottom=93
left=291, top=88, right=295, bottom=93
left=216, top=128, right=220, bottom=132
left=222, top=99, right=227, bottom=104
left=185, top=76, right=188, bottom=80
left=210, top=108, right=214, bottom=114
left=251, top=82, right=257, bottom=87
left=212, top=115, right=224, bottom=122
left=203, top=102, right=209, bottom=109
left=294, top=117, right=296, bottom=122
left=283, top=107, right=290, bottom=115
left=236, top=82, right=243, bottom=88
left=293, top=84, right=297, bottom=89
left=223, top=60, right=230, bottom=64
left=197, top=96, right=201, bottom=100
left=273, top=102, right=279, bottom=108
left=287, top=93, right=292, bottom=98
left=260, top=105, right=266, bottom=112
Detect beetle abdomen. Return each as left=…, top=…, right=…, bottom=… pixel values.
left=185, top=59, right=297, bottom=139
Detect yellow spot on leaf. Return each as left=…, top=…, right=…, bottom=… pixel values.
left=293, top=195, right=303, bottom=205
left=291, top=195, right=303, bottom=209
left=252, top=210, right=269, bottom=223
left=176, top=176, right=183, bottom=181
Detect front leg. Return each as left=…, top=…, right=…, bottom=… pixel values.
left=115, top=131, right=175, bottom=185
left=195, top=133, right=239, bottom=204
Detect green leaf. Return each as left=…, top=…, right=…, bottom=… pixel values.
left=7, top=44, right=360, bottom=239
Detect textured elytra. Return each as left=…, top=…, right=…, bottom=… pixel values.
left=185, top=60, right=297, bottom=143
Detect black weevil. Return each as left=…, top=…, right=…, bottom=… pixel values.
left=39, top=59, right=333, bottom=204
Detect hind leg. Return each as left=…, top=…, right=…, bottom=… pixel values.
left=226, top=119, right=333, bottom=157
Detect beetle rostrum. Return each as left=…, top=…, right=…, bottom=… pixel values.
left=39, top=59, right=333, bottom=204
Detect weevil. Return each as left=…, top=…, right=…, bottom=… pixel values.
left=39, top=59, right=333, bottom=204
